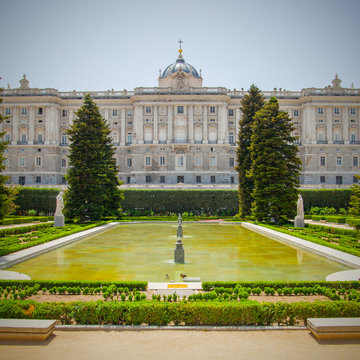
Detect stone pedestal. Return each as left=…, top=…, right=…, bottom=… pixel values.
left=54, top=215, right=65, bottom=227
left=294, top=215, right=305, bottom=228
left=174, top=239, right=185, bottom=263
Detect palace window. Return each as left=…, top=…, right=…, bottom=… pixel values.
left=351, top=134, right=356, bottom=142
left=61, top=134, right=68, bottom=145
left=5, top=108, right=11, bottom=115
left=210, top=175, right=216, bottom=183
left=210, top=156, right=216, bottom=166
left=317, top=107, right=323, bottom=115
left=127, top=109, right=133, bottom=117
left=38, top=107, right=43, bottom=115
left=353, top=157, right=358, bottom=167
left=320, top=156, right=326, bottom=166
left=178, top=156, right=184, bottom=166
left=160, top=156, right=166, bottom=166
left=127, top=133, right=132, bottom=145
left=19, top=176, right=25, bottom=185
left=320, top=176, right=325, bottom=183
left=229, top=158, right=234, bottom=167
left=231, top=176, right=235, bottom=184
left=350, top=107, right=356, bottom=115
left=112, top=109, right=118, bottom=117
left=35, top=176, right=41, bottom=184
left=334, top=107, right=340, bottom=115
left=61, top=158, right=67, bottom=167
left=145, top=156, right=151, bottom=166
left=353, top=176, right=358, bottom=184
left=336, top=176, right=343, bottom=185
left=127, top=177, right=131, bottom=184
left=21, top=108, right=27, bottom=115
left=145, top=106, right=151, bottom=114
left=5, top=134, right=10, bottom=142
left=160, top=176, right=166, bottom=183
left=145, top=175, right=151, bottom=183
left=196, top=176, right=201, bottom=183
left=336, top=156, right=342, bottom=166
left=19, top=157, right=25, bottom=167
left=62, top=110, right=68, bottom=117
left=35, top=157, right=42, bottom=167
left=177, top=106, right=184, bottom=114
left=209, top=106, right=216, bottom=114
left=228, top=109, right=234, bottom=117
left=293, top=109, right=299, bottom=117
left=127, top=158, right=132, bottom=167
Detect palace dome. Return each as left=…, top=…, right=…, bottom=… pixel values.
left=160, top=51, right=201, bottom=79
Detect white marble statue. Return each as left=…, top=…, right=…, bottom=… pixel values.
left=55, top=191, right=64, bottom=216
left=297, top=194, right=304, bottom=218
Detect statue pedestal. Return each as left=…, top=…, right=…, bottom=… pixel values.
left=294, top=216, right=305, bottom=228
left=54, top=215, right=65, bottom=227
left=174, top=239, right=185, bottom=263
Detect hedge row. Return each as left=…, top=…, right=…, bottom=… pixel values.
left=14, top=188, right=60, bottom=215
left=0, top=280, right=147, bottom=291
left=11, top=188, right=353, bottom=215
left=1, top=299, right=359, bottom=326
left=202, top=281, right=360, bottom=291
left=0, top=216, right=51, bottom=225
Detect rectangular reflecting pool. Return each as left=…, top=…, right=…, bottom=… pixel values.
left=7, top=223, right=351, bottom=281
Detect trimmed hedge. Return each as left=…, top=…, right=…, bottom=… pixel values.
left=0, top=280, right=147, bottom=291
left=301, top=189, right=352, bottom=212
left=14, top=188, right=60, bottom=215
left=202, top=281, right=360, bottom=291
left=0, top=299, right=359, bottom=326
left=12, top=188, right=353, bottom=216
left=0, top=216, right=51, bottom=225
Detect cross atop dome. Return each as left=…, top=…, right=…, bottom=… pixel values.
left=178, top=38, right=183, bottom=54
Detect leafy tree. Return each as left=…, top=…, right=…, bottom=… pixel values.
left=349, top=175, right=360, bottom=216
left=236, top=84, right=265, bottom=217
left=0, top=92, right=18, bottom=219
left=64, top=94, right=123, bottom=221
left=249, top=97, right=302, bottom=224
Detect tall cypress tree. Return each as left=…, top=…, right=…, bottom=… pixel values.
left=249, top=97, right=301, bottom=224
left=0, top=93, right=18, bottom=219
left=236, top=84, right=265, bottom=217
left=64, top=94, right=123, bottom=222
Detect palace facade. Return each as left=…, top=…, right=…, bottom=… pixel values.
left=1, top=48, right=360, bottom=188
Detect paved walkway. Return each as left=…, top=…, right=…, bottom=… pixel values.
left=304, top=219, right=354, bottom=230
left=0, top=221, right=53, bottom=230
left=0, top=329, right=359, bottom=360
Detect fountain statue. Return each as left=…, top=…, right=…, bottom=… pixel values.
left=54, top=191, right=65, bottom=227
left=174, top=214, right=185, bottom=263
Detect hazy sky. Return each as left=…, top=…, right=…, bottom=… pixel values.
left=1, top=0, right=359, bottom=92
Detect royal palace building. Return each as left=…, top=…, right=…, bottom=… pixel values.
left=1, top=47, right=360, bottom=188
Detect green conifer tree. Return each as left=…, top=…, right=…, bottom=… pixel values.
left=64, top=94, right=123, bottom=221
left=236, top=84, right=265, bottom=217
left=349, top=175, right=360, bottom=216
left=0, top=94, right=18, bottom=219
left=249, top=97, right=302, bottom=224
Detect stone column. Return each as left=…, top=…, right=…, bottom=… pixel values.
left=134, top=105, right=143, bottom=144
left=188, top=105, right=194, bottom=143
left=343, top=106, right=349, bottom=144
left=167, top=105, right=173, bottom=144
left=69, top=109, right=74, bottom=127
left=104, top=108, right=109, bottom=123
left=28, top=107, right=35, bottom=144
left=120, top=108, right=126, bottom=146
left=218, top=104, right=227, bottom=144
left=44, top=106, right=50, bottom=145
left=153, top=105, right=158, bottom=144
left=235, top=108, right=241, bottom=143
left=326, top=106, right=333, bottom=144
left=203, top=106, right=208, bottom=144
left=11, top=107, right=19, bottom=144
left=45, top=106, right=59, bottom=145
left=302, top=105, right=316, bottom=145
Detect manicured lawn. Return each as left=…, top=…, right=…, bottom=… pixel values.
left=0, top=222, right=108, bottom=256
left=260, top=223, right=360, bottom=257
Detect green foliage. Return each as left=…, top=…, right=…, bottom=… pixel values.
left=349, top=175, right=360, bottom=216
left=64, top=94, right=124, bottom=222
left=249, top=97, right=302, bottom=223
left=14, top=187, right=60, bottom=215
left=1, top=299, right=360, bottom=326
left=122, top=189, right=238, bottom=216
left=302, top=190, right=352, bottom=213
left=236, top=85, right=265, bottom=217
left=0, top=92, right=18, bottom=220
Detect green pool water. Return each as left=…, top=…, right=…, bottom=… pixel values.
left=7, top=223, right=350, bottom=281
